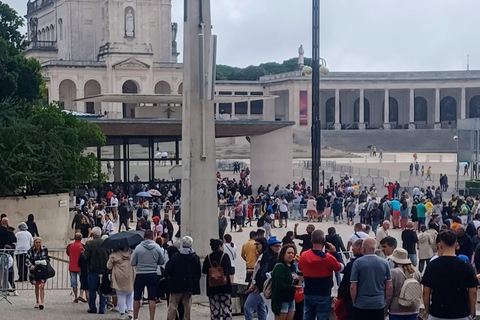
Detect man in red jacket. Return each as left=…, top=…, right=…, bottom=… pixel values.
left=298, top=230, right=344, bottom=320
left=66, top=233, right=86, bottom=303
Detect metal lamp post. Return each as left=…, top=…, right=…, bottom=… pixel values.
left=307, top=0, right=329, bottom=196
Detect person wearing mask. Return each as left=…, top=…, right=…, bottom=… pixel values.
left=26, top=237, right=50, bottom=309
left=298, top=230, right=343, bottom=320
left=66, top=233, right=84, bottom=303
left=25, top=214, right=40, bottom=237
left=107, top=247, right=135, bottom=320
left=84, top=227, right=109, bottom=314
left=422, top=229, right=478, bottom=320
left=350, top=238, right=392, bottom=320
left=165, top=236, right=201, bottom=320
left=271, top=244, right=301, bottom=320
left=244, top=237, right=269, bottom=320
left=241, top=231, right=258, bottom=284
left=417, top=225, right=434, bottom=273
left=223, top=234, right=237, bottom=283
left=386, top=248, right=422, bottom=320
left=130, top=230, right=165, bottom=320
left=15, top=222, right=33, bottom=282
left=337, top=239, right=364, bottom=320
left=294, top=223, right=315, bottom=254
left=401, top=222, right=418, bottom=266
left=202, top=239, right=232, bottom=320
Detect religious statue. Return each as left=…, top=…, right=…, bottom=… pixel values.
left=125, top=8, right=135, bottom=37
left=298, top=45, right=305, bottom=69
left=172, top=22, right=178, bottom=54
left=30, top=18, right=38, bottom=42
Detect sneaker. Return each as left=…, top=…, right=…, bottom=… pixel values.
left=13, top=291, right=19, bottom=296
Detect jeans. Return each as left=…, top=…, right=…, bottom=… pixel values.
left=408, top=254, right=417, bottom=266
left=88, top=273, right=106, bottom=313
left=334, top=272, right=341, bottom=287
left=389, top=314, right=418, bottom=320
left=418, top=217, right=426, bottom=227
left=244, top=292, right=267, bottom=320
left=304, top=294, right=331, bottom=320
left=372, top=221, right=379, bottom=234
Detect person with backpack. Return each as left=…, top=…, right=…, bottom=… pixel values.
left=202, top=239, right=232, bottom=320
left=244, top=237, right=269, bottom=320
left=386, top=248, right=422, bottom=320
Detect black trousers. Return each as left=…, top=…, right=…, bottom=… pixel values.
left=353, top=307, right=384, bottom=320
left=16, top=253, right=28, bottom=281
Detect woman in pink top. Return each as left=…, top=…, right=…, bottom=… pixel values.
left=306, top=196, right=317, bottom=222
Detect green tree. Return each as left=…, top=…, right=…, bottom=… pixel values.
left=0, top=2, right=42, bottom=102
left=0, top=101, right=106, bottom=196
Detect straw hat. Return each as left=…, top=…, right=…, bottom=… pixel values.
left=389, top=248, right=412, bottom=265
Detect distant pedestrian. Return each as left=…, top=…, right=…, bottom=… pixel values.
left=25, top=214, right=40, bottom=237
left=15, top=222, right=33, bottom=282
left=108, top=247, right=135, bottom=320
left=26, top=237, right=50, bottom=309
left=66, top=233, right=84, bottom=303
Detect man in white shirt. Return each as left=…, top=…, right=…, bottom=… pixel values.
left=347, top=223, right=370, bottom=251
left=277, top=196, right=289, bottom=228
left=375, top=221, right=390, bottom=249
left=110, top=195, right=119, bottom=222
left=102, top=214, right=114, bottom=236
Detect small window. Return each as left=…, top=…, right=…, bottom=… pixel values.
left=58, top=18, right=63, bottom=41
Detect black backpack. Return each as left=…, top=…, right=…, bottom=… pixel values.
left=257, top=215, right=265, bottom=228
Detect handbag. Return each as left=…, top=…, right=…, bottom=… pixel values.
left=46, top=262, right=55, bottom=279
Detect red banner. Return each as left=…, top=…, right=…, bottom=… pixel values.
left=299, top=90, right=308, bottom=126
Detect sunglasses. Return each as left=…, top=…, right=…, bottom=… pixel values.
left=273, top=244, right=282, bottom=248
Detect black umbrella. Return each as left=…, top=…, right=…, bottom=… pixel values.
left=101, top=230, right=144, bottom=250
left=274, top=189, right=291, bottom=197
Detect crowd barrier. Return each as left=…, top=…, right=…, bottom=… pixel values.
left=3, top=249, right=70, bottom=291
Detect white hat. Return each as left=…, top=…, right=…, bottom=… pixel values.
left=389, top=248, right=412, bottom=265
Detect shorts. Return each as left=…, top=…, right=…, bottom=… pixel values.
left=280, top=211, right=288, bottom=219
left=134, top=273, right=157, bottom=301
left=235, top=216, right=243, bottom=225
left=347, top=211, right=355, bottom=218
left=70, top=271, right=80, bottom=288
left=280, top=300, right=296, bottom=313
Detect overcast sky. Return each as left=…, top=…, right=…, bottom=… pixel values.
left=7, top=0, right=480, bottom=71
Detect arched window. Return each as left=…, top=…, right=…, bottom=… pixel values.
left=440, top=96, right=457, bottom=121
left=154, top=81, right=171, bottom=94
left=325, top=98, right=339, bottom=123
left=469, top=95, right=480, bottom=118
left=58, top=19, right=63, bottom=41
left=414, top=97, right=428, bottom=122
left=353, top=98, right=370, bottom=123
left=122, top=80, right=139, bottom=118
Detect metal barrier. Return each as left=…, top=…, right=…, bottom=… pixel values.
left=0, top=253, right=10, bottom=302
left=4, top=249, right=70, bottom=291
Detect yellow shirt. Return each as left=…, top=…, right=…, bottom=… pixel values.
left=425, top=201, right=433, bottom=214
left=241, top=239, right=258, bottom=269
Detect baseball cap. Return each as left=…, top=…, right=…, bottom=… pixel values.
left=267, top=236, right=281, bottom=246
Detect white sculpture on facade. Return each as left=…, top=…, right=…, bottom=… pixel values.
left=125, top=8, right=135, bottom=37
left=298, top=45, right=305, bottom=69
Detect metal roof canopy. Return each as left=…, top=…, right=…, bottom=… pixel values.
left=74, top=93, right=278, bottom=104
left=85, top=118, right=294, bottom=139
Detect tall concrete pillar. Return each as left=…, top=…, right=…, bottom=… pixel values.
left=247, top=97, right=252, bottom=119
left=359, top=89, right=365, bottom=129
left=250, top=126, right=293, bottom=193
left=384, top=89, right=390, bottom=129
left=334, top=89, right=341, bottom=130
left=180, top=0, right=218, bottom=257
left=434, top=88, right=441, bottom=129
left=409, top=89, right=415, bottom=129
left=461, top=87, right=466, bottom=119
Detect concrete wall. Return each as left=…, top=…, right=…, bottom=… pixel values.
left=0, top=194, right=70, bottom=248
left=250, top=126, right=293, bottom=192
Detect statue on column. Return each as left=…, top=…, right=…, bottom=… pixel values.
left=125, top=8, right=135, bottom=37
left=172, top=22, right=178, bottom=54
left=298, top=45, right=305, bottom=69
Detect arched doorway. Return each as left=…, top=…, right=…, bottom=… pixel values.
left=440, top=96, right=457, bottom=121
left=353, top=98, right=370, bottom=124
left=122, top=80, right=138, bottom=118
left=325, top=98, right=341, bottom=125
left=59, top=79, right=77, bottom=110
left=414, top=97, right=428, bottom=122
left=154, top=81, right=171, bottom=94
left=84, top=80, right=101, bottom=114
left=177, top=82, right=183, bottom=94
left=469, top=95, right=480, bottom=118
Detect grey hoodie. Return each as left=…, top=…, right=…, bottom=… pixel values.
left=130, top=240, right=165, bottom=274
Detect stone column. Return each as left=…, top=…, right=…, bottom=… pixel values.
left=113, top=145, right=122, bottom=182
left=461, top=87, right=466, bottom=119
left=334, top=89, right=341, bottom=130
left=250, top=126, right=293, bottom=192
left=409, top=89, right=415, bottom=129
left=434, top=88, right=441, bottom=129
left=180, top=0, right=218, bottom=257
left=247, top=96, right=252, bottom=119
left=231, top=103, right=235, bottom=119
left=215, top=103, right=219, bottom=119
left=77, top=85, right=84, bottom=112
left=383, top=89, right=390, bottom=129
left=359, top=89, right=365, bottom=129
